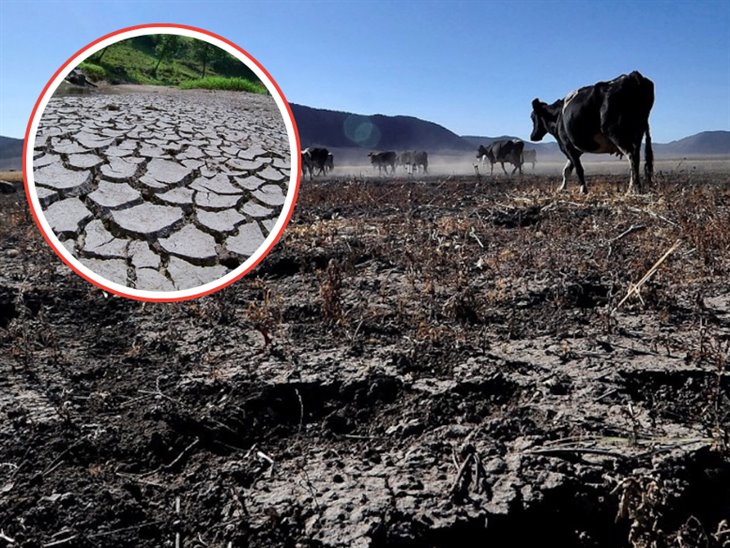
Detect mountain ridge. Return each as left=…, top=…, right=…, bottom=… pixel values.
left=293, top=103, right=728, bottom=158
left=2, top=106, right=728, bottom=171
left=0, top=136, right=22, bottom=171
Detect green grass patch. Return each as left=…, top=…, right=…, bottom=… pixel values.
left=86, top=40, right=202, bottom=85
left=77, top=61, right=106, bottom=81
left=179, top=76, right=268, bottom=94
left=78, top=36, right=265, bottom=89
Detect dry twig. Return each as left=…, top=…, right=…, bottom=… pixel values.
left=614, top=239, right=682, bottom=311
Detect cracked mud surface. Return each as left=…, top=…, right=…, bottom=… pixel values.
left=0, top=173, right=729, bottom=546
left=32, top=87, right=290, bottom=291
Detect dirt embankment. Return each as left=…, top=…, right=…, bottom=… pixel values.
left=0, top=172, right=729, bottom=547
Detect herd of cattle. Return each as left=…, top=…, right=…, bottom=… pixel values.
left=300, top=71, right=655, bottom=194
left=299, top=143, right=537, bottom=179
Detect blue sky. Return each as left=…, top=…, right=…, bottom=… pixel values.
left=1, top=0, right=728, bottom=142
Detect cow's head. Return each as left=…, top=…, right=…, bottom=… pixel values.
left=476, top=145, right=488, bottom=158
left=530, top=98, right=549, bottom=141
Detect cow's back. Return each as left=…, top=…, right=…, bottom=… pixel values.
left=491, top=139, right=523, bottom=161
left=600, top=72, right=654, bottom=138
left=308, top=147, right=330, bottom=166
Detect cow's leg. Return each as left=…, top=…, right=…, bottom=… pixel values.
left=573, top=157, right=587, bottom=194
left=500, top=162, right=509, bottom=176
left=627, top=142, right=641, bottom=194
left=644, top=125, right=653, bottom=187
left=560, top=147, right=587, bottom=193
left=558, top=160, right=574, bottom=191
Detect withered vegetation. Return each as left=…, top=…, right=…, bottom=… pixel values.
left=0, top=171, right=728, bottom=546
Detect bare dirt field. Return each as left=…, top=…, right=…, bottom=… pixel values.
left=0, top=168, right=728, bottom=546
left=331, top=156, right=730, bottom=179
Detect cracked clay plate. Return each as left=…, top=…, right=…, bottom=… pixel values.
left=24, top=24, right=300, bottom=301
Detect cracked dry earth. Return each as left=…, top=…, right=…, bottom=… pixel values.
left=32, top=87, right=291, bottom=291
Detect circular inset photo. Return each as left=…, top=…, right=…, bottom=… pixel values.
left=24, top=24, right=299, bottom=301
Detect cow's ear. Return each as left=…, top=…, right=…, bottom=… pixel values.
left=532, top=98, right=542, bottom=111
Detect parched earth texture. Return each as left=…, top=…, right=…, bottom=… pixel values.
left=0, top=172, right=729, bottom=547
left=32, top=87, right=290, bottom=291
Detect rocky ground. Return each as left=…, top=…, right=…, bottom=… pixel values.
left=0, top=171, right=728, bottom=547
left=32, top=87, right=291, bottom=292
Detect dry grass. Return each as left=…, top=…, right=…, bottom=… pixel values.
left=0, top=169, right=728, bottom=546
left=0, top=171, right=24, bottom=183
left=283, top=173, right=730, bottom=348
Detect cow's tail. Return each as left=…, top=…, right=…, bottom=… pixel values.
left=644, top=124, right=653, bottom=184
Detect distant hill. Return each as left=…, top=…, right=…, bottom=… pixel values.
left=463, top=131, right=730, bottom=158
left=0, top=136, right=22, bottom=171
left=1, top=117, right=726, bottom=172
left=656, top=131, right=730, bottom=156
left=291, top=104, right=473, bottom=152
left=292, top=105, right=726, bottom=158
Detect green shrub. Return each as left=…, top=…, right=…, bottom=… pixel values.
left=78, top=62, right=106, bottom=81
left=179, top=76, right=268, bottom=94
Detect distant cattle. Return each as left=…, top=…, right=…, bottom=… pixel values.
left=302, top=147, right=330, bottom=177
left=397, top=151, right=415, bottom=173
left=413, top=151, right=428, bottom=173
left=477, top=140, right=524, bottom=176
left=522, top=149, right=537, bottom=169
left=325, top=152, right=334, bottom=173
left=530, top=71, right=654, bottom=193
left=301, top=149, right=314, bottom=180
left=369, top=151, right=397, bottom=175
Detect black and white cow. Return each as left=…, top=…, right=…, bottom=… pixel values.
left=397, top=151, right=415, bottom=173
left=477, top=140, right=524, bottom=176
left=302, top=147, right=330, bottom=177
left=414, top=151, right=428, bottom=174
left=530, top=71, right=654, bottom=194
left=522, top=149, right=537, bottom=169
left=369, top=151, right=397, bottom=175
left=301, top=149, right=314, bottom=180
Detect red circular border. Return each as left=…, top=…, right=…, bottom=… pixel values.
left=23, top=23, right=302, bottom=303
